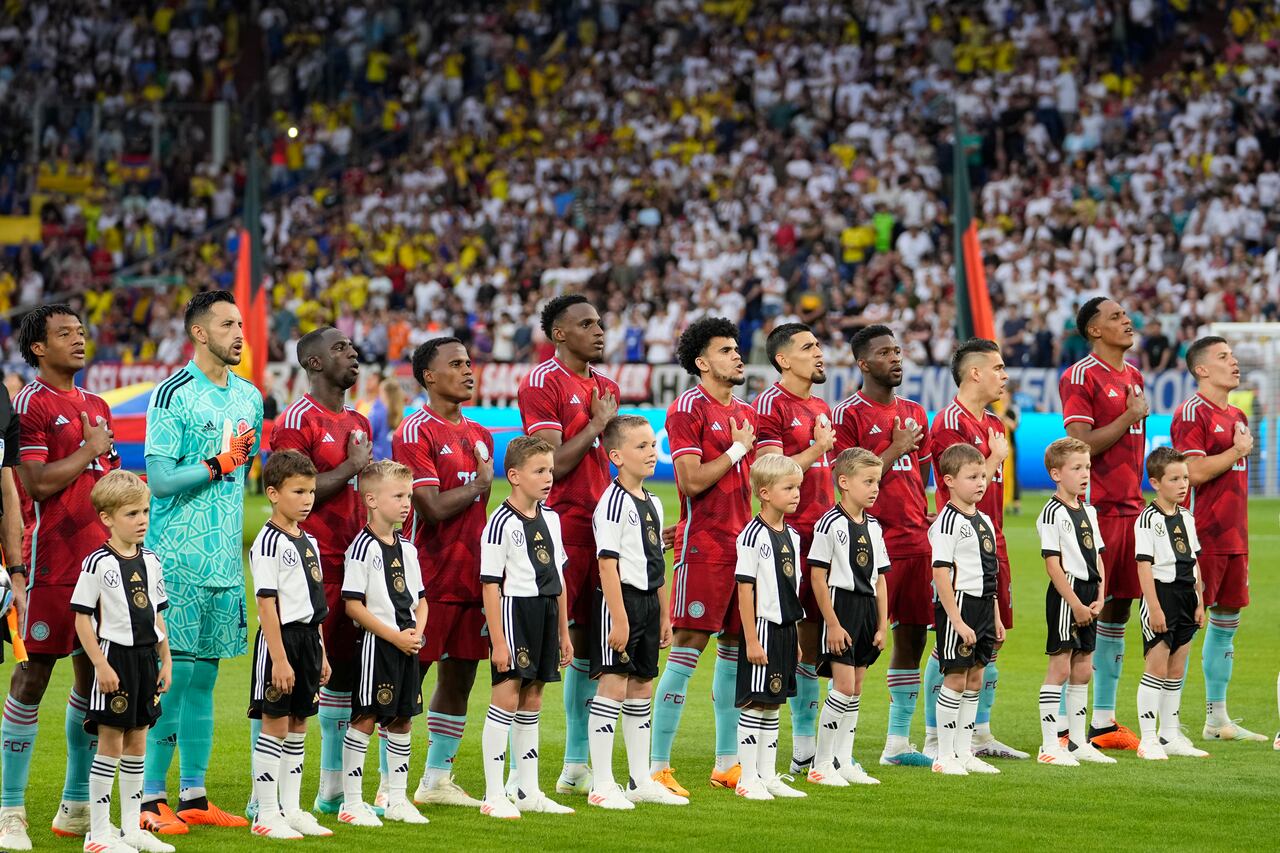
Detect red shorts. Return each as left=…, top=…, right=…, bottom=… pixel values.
left=563, top=540, right=597, bottom=628
left=1198, top=554, right=1249, bottom=609
left=1098, top=514, right=1140, bottom=600
left=670, top=561, right=742, bottom=636
left=885, top=555, right=934, bottom=628
left=797, top=531, right=822, bottom=624
left=419, top=601, right=488, bottom=663
left=997, top=553, right=1013, bottom=630
left=23, top=583, right=81, bottom=657
left=322, top=580, right=360, bottom=661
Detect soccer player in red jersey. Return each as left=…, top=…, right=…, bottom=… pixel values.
left=831, top=325, right=934, bottom=768
left=927, top=338, right=1025, bottom=760
left=0, top=305, right=118, bottom=848
left=650, top=317, right=756, bottom=796
left=394, top=337, right=495, bottom=805
left=515, top=295, right=619, bottom=796
left=1059, top=297, right=1149, bottom=750
left=268, top=327, right=372, bottom=813
left=752, top=323, right=834, bottom=774
left=1171, top=336, right=1267, bottom=742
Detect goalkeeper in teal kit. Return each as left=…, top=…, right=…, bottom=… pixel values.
left=140, top=291, right=263, bottom=834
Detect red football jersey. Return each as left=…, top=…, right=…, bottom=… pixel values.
left=394, top=406, right=495, bottom=603
left=667, top=385, right=756, bottom=566
left=1059, top=354, right=1146, bottom=516
left=753, top=382, right=833, bottom=538
left=270, top=394, right=371, bottom=578
left=831, top=391, right=932, bottom=557
left=14, top=379, right=118, bottom=585
left=517, top=357, right=620, bottom=543
left=931, top=398, right=1006, bottom=540
left=1171, top=393, right=1248, bottom=555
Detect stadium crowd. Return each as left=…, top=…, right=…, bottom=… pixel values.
left=3, top=0, right=1280, bottom=376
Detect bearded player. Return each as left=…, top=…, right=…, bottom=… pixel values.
left=752, top=323, right=834, bottom=774
left=1172, top=336, right=1267, bottom=743
left=394, top=337, right=495, bottom=806
left=650, top=317, right=756, bottom=796
left=1059, top=297, right=1148, bottom=750
left=268, top=327, right=372, bottom=814
left=141, top=291, right=262, bottom=832
left=517, top=295, right=619, bottom=795
left=831, top=325, right=934, bottom=768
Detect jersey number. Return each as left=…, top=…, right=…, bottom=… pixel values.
left=1129, top=422, right=1144, bottom=435
left=456, top=471, right=478, bottom=485
left=891, top=454, right=914, bottom=472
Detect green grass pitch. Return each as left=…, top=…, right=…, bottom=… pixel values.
left=5, top=486, right=1278, bottom=851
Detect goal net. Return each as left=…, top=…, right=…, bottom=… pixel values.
left=1208, top=322, right=1280, bottom=497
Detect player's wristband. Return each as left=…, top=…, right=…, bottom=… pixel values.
left=726, top=442, right=748, bottom=464
left=6, top=563, right=25, bottom=577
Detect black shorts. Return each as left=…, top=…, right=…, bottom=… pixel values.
left=353, top=632, right=423, bottom=723
left=492, top=595, right=562, bottom=687
left=817, top=589, right=882, bottom=674
left=1046, top=579, right=1099, bottom=655
left=86, top=642, right=161, bottom=734
left=736, top=619, right=798, bottom=708
left=1141, top=581, right=1200, bottom=654
left=248, top=624, right=323, bottom=720
left=590, top=587, right=661, bottom=680
left=935, top=593, right=997, bottom=672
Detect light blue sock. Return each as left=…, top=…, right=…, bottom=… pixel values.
left=425, top=712, right=466, bottom=771
left=562, top=658, right=595, bottom=765
left=650, top=646, right=700, bottom=764
left=177, top=658, right=218, bottom=801
left=317, top=689, right=350, bottom=776
left=1, top=696, right=39, bottom=807
left=145, top=655, right=194, bottom=799
left=712, top=644, right=740, bottom=758
left=378, top=726, right=389, bottom=778
left=62, top=689, right=93, bottom=802
left=1092, top=621, right=1126, bottom=715
left=1202, top=612, right=1239, bottom=711
left=922, top=653, right=943, bottom=729
left=788, top=662, right=819, bottom=742
left=247, top=716, right=261, bottom=801
left=976, top=654, right=998, bottom=727
left=887, top=669, right=921, bottom=738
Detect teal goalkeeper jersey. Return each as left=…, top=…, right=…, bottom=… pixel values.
left=145, top=361, right=263, bottom=587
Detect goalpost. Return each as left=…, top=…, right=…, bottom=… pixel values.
left=1208, top=322, right=1280, bottom=497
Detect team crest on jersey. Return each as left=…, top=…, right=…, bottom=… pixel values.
left=103, top=569, right=121, bottom=589
left=1082, top=533, right=1094, bottom=550
left=237, top=418, right=251, bottom=434
left=535, top=546, right=552, bottom=566
left=628, top=511, right=640, bottom=526
left=110, top=695, right=129, bottom=714
left=310, top=563, right=322, bottom=582
left=132, top=590, right=149, bottom=609
left=982, top=538, right=994, bottom=553
left=647, top=528, right=659, bottom=546
left=688, top=601, right=705, bottom=618
left=516, top=648, right=531, bottom=669
left=393, top=575, right=406, bottom=593
left=768, top=674, right=783, bottom=694
left=782, top=559, right=794, bottom=577
left=30, top=621, right=49, bottom=641
left=835, top=529, right=847, bottom=545
left=1174, top=538, right=1187, bottom=555
left=619, top=649, right=631, bottom=664
left=958, top=643, right=973, bottom=657
left=512, top=529, right=525, bottom=546
left=265, top=685, right=283, bottom=703
left=856, top=550, right=869, bottom=568
left=377, top=686, right=394, bottom=706
left=283, top=549, right=299, bottom=567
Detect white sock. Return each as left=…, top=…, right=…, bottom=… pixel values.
left=1038, top=684, right=1063, bottom=750
left=621, top=699, right=651, bottom=790
left=386, top=731, right=412, bottom=804
left=482, top=706, right=513, bottom=802
left=341, top=728, right=371, bottom=805
left=936, top=687, right=961, bottom=760
left=714, top=753, right=737, bottom=773
left=791, top=735, right=816, bottom=765
left=512, top=711, right=540, bottom=796
left=89, top=755, right=118, bottom=840
left=587, top=696, right=622, bottom=791
left=422, top=766, right=448, bottom=788
left=119, top=754, right=144, bottom=834
left=839, top=694, right=861, bottom=768
left=178, top=785, right=206, bottom=804
left=736, top=710, right=766, bottom=786
left=253, top=734, right=284, bottom=817
left=756, top=709, right=781, bottom=782
left=1091, top=709, right=1116, bottom=728
left=815, top=689, right=851, bottom=768
left=957, top=690, right=979, bottom=758
left=1158, top=678, right=1184, bottom=740
left=280, top=732, right=306, bottom=813
left=1137, top=673, right=1163, bottom=741
left=1065, top=683, right=1089, bottom=748
left=320, top=769, right=343, bottom=802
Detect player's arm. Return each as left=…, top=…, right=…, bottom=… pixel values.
left=929, top=522, right=973, bottom=642
left=316, top=434, right=371, bottom=503
left=144, top=405, right=252, bottom=497
left=524, top=385, right=616, bottom=480
left=1063, top=380, right=1146, bottom=456
left=557, top=585, right=572, bottom=668
left=154, top=613, right=172, bottom=692
left=1038, top=512, right=1091, bottom=624
left=20, top=412, right=113, bottom=501
left=735, top=537, right=766, bottom=664
left=70, top=566, right=117, bottom=690
left=257, top=595, right=294, bottom=692
left=806, top=529, right=847, bottom=652
left=1134, top=518, right=1164, bottom=631
left=1188, top=515, right=1205, bottom=626
left=874, top=573, right=888, bottom=648
left=412, top=594, right=429, bottom=647
left=671, top=415, right=755, bottom=498
left=481, top=581, right=509, bottom=671
left=411, top=443, right=494, bottom=524
left=876, top=417, right=925, bottom=472
left=1176, top=416, right=1251, bottom=487
left=1, top=401, right=22, bottom=596
left=597, top=553, right=629, bottom=652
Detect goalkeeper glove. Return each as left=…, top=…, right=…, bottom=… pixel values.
left=204, top=427, right=256, bottom=479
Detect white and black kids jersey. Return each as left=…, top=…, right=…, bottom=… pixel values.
left=1037, top=496, right=1104, bottom=582
left=808, top=505, right=890, bottom=595
left=481, top=501, right=567, bottom=597
left=592, top=480, right=665, bottom=592
left=929, top=504, right=999, bottom=598
left=342, top=528, right=425, bottom=630
left=1135, top=502, right=1200, bottom=584
left=250, top=522, right=328, bottom=626
left=70, top=546, right=168, bottom=646
left=735, top=516, right=803, bottom=625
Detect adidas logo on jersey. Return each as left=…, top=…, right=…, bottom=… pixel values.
left=202, top=420, right=217, bottom=433
left=55, top=415, right=70, bottom=426
left=1214, top=424, right=1225, bottom=433
left=1107, top=388, right=1119, bottom=398
left=711, top=421, right=724, bottom=431
left=790, top=417, right=803, bottom=427
left=391, top=558, right=401, bottom=568
left=868, top=424, right=882, bottom=435
left=322, top=432, right=335, bottom=443
left=440, top=444, right=453, bottom=455
left=973, top=436, right=983, bottom=445
left=130, top=572, right=141, bottom=582
left=570, top=394, right=582, bottom=405
left=857, top=535, right=867, bottom=544
left=534, top=532, right=544, bottom=542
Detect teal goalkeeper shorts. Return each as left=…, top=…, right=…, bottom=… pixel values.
left=164, top=580, right=248, bottom=659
